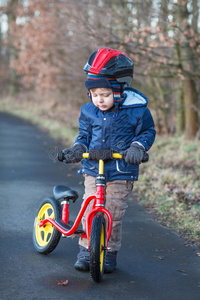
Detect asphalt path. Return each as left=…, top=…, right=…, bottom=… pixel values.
left=0, top=112, right=200, bottom=300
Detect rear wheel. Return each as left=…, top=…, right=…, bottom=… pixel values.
left=33, top=197, right=62, bottom=254
left=90, top=214, right=106, bottom=282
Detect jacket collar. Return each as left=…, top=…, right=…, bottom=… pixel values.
left=121, top=87, right=148, bottom=108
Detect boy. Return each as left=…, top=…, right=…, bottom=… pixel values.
left=58, top=48, right=156, bottom=273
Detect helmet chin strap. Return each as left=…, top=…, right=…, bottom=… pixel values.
left=113, top=83, right=124, bottom=116
left=120, top=83, right=124, bottom=100
left=116, top=83, right=124, bottom=105
left=87, top=91, right=92, bottom=100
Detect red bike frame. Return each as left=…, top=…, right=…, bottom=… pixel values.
left=38, top=153, right=123, bottom=250
left=39, top=190, right=112, bottom=249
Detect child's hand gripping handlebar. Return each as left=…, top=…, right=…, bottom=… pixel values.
left=57, top=148, right=149, bottom=163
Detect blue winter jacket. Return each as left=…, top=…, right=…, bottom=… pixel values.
left=74, top=87, right=156, bottom=181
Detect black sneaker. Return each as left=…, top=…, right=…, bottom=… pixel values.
left=104, top=251, right=117, bottom=273
left=74, top=246, right=90, bottom=271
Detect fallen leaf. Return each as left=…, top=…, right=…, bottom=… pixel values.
left=167, top=248, right=175, bottom=252
left=57, top=279, right=69, bottom=286
left=153, top=255, right=164, bottom=260
left=158, top=256, right=164, bottom=260
left=177, top=269, right=187, bottom=273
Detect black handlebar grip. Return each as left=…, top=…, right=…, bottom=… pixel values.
left=142, top=152, right=149, bottom=163
left=57, top=151, right=64, bottom=162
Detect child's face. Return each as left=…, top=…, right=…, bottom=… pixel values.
left=90, top=88, right=114, bottom=111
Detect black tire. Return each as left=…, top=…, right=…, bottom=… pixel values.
left=90, top=214, right=106, bottom=282
left=33, top=197, right=62, bottom=254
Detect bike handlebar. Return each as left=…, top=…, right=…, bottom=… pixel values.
left=58, top=149, right=149, bottom=163
left=82, top=150, right=149, bottom=163
left=83, top=153, right=122, bottom=159
left=82, top=152, right=122, bottom=159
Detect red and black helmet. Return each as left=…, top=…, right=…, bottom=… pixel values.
left=83, top=47, right=134, bottom=86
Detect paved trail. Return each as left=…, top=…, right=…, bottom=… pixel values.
left=0, top=112, right=200, bottom=300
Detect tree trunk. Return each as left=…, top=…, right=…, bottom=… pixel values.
left=158, top=0, right=169, bottom=33
left=9, top=45, right=18, bottom=95
left=7, top=0, right=18, bottom=95
left=176, top=81, right=185, bottom=135
left=183, top=79, right=198, bottom=139
left=176, top=0, right=199, bottom=139
left=192, top=0, right=199, bottom=33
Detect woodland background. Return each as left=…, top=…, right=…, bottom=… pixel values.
left=0, top=0, right=200, bottom=139
left=0, top=1, right=200, bottom=246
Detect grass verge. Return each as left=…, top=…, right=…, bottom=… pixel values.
left=135, top=137, right=200, bottom=247
left=0, top=95, right=79, bottom=146
left=1, top=96, right=200, bottom=247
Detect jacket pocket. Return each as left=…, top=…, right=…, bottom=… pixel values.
left=82, top=158, right=97, bottom=171
left=116, top=159, right=137, bottom=174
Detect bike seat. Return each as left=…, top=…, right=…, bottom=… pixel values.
left=53, top=185, right=79, bottom=203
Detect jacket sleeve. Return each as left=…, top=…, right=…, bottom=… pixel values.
left=131, top=107, right=156, bottom=151
left=73, top=106, right=92, bottom=150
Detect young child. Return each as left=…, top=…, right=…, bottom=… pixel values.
left=58, top=48, right=156, bottom=273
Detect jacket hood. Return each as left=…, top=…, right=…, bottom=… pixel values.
left=121, top=87, right=148, bottom=108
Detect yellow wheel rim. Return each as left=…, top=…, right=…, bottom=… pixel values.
left=100, top=225, right=105, bottom=272
left=35, top=203, right=55, bottom=247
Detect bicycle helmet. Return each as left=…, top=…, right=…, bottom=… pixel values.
left=83, top=47, right=133, bottom=85
left=84, top=48, right=134, bottom=107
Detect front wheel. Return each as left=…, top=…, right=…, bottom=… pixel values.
left=33, top=197, right=62, bottom=254
left=90, top=214, right=106, bottom=282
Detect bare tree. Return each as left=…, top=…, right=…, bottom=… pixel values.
left=1, top=0, right=199, bottom=138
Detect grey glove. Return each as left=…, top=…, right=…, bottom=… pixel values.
left=120, top=143, right=145, bottom=165
left=57, top=144, right=86, bottom=163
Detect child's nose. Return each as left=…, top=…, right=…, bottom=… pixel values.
left=98, top=96, right=104, bottom=103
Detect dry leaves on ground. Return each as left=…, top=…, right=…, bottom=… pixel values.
left=57, top=279, right=69, bottom=286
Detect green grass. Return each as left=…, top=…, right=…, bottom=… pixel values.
left=135, top=136, right=200, bottom=247
left=1, top=96, right=200, bottom=247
